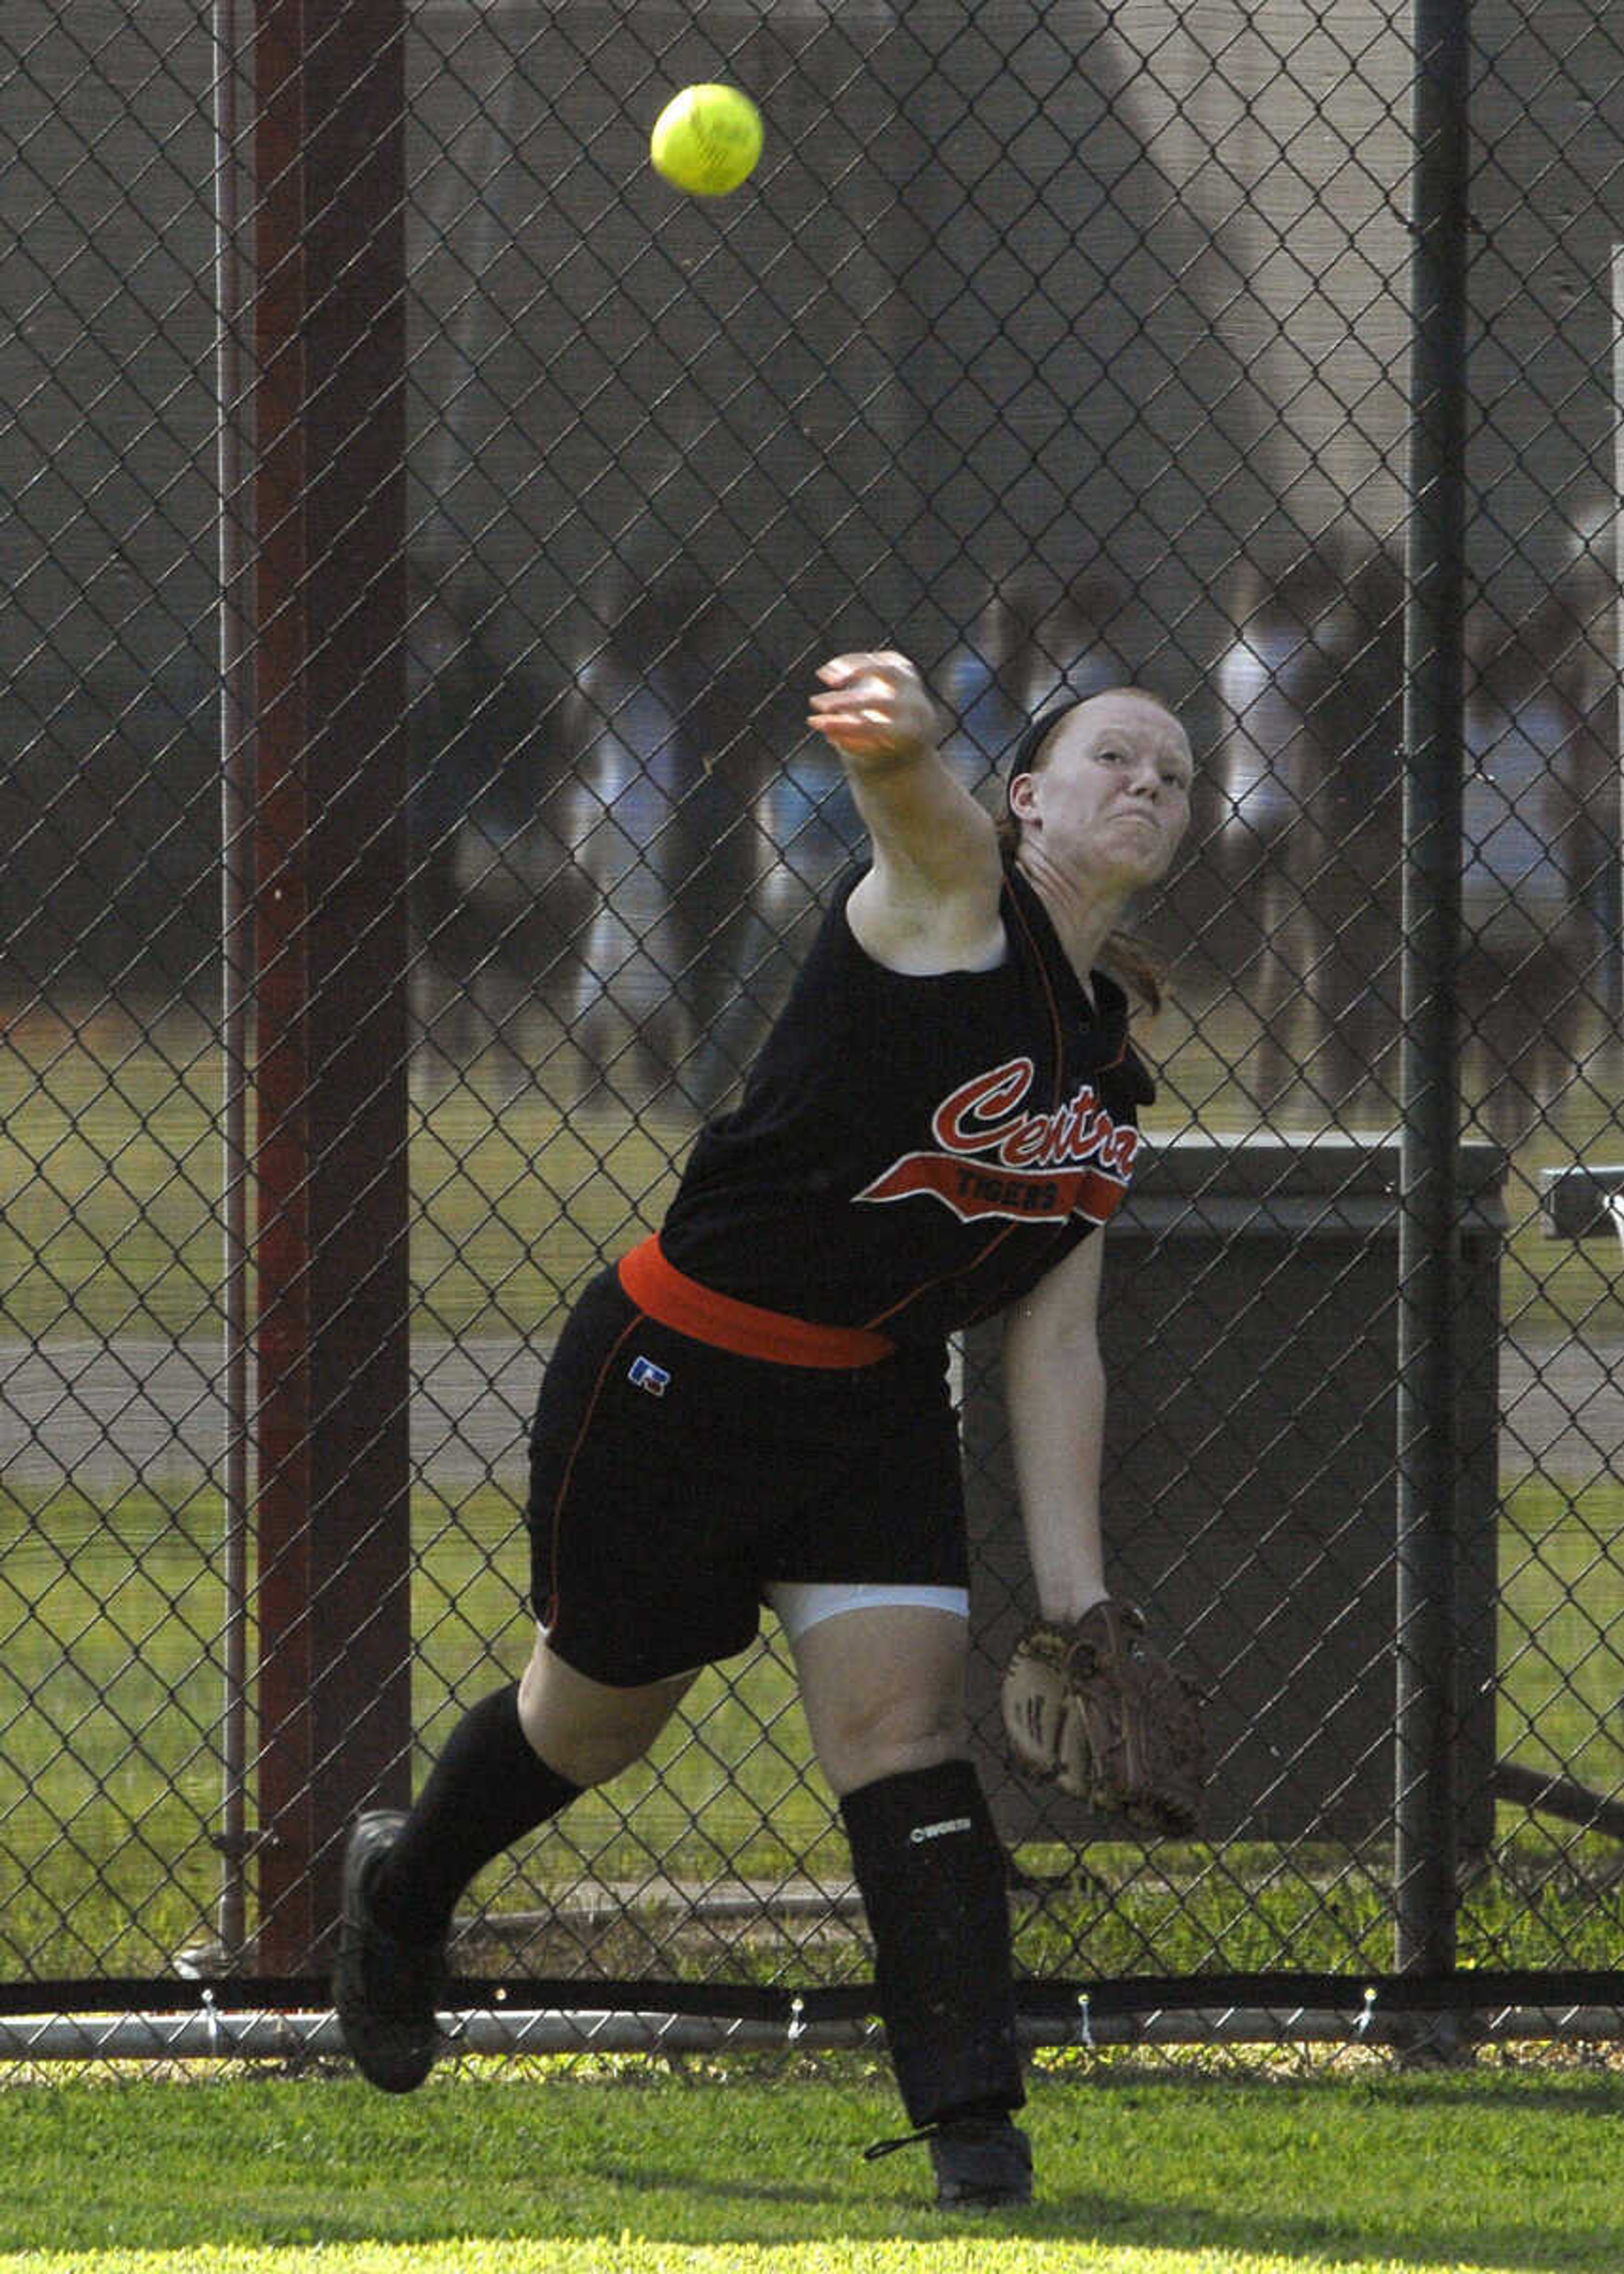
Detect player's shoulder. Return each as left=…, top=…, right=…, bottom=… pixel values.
left=844, top=826, right=1007, bottom=976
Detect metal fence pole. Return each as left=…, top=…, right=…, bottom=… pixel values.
left=250, top=0, right=414, bottom=1971
left=1395, top=0, right=1473, bottom=1982
left=212, top=0, right=255, bottom=1969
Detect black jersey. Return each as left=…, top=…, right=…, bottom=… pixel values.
left=658, top=865, right=1155, bottom=1347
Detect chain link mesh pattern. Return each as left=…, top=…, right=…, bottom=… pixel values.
left=3, top=0, right=1623, bottom=2033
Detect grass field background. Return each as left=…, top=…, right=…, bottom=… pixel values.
left=4, top=996, right=1624, bottom=1345
left=3, top=2061, right=1624, bottom=2271
left=5, top=1468, right=1624, bottom=1982
left=4, top=1010, right=1624, bottom=2002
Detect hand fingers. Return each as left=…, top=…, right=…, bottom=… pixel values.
left=807, top=691, right=897, bottom=729
left=808, top=653, right=924, bottom=735
left=813, top=650, right=917, bottom=692
left=806, top=710, right=888, bottom=738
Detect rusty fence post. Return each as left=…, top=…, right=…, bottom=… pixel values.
left=250, top=0, right=412, bottom=1973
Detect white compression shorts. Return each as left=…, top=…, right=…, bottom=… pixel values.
left=766, top=1580, right=971, bottom=1643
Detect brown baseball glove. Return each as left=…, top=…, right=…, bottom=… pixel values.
left=1001, top=1598, right=1206, bottom=1836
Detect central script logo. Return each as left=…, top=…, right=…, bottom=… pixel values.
left=854, top=1057, right=1140, bottom=1226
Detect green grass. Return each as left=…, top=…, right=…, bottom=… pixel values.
left=1497, top=1476, right=1624, bottom=1792
left=0, top=1481, right=850, bottom=1976
left=5, top=1019, right=1624, bottom=2269
left=5, top=1003, right=1624, bottom=1346
left=0, top=1007, right=685, bottom=1344
left=6, top=1477, right=1624, bottom=1980
left=2, top=2063, right=1624, bottom=2270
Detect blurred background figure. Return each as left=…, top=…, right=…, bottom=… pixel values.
left=405, top=576, right=595, bottom=1093
left=405, top=563, right=784, bottom=1113
left=568, top=563, right=778, bottom=1113
left=1459, top=546, right=1621, bottom=1141
left=1209, top=526, right=1620, bottom=1132
left=944, top=571, right=1139, bottom=786
left=402, top=532, right=1619, bottom=1140
left=1210, top=531, right=1407, bottom=1117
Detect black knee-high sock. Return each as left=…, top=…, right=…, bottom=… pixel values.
left=368, top=1684, right=580, bottom=1945
left=840, top=1759, right=1024, bottom=2129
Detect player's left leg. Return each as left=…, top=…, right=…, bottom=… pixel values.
left=780, top=1597, right=1031, bottom=2208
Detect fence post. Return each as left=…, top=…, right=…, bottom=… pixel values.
left=1395, top=0, right=1473, bottom=1985
left=250, top=0, right=413, bottom=1972
left=213, top=0, right=255, bottom=1967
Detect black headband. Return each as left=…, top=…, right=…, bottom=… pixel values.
left=1006, top=696, right=1087, bottom=804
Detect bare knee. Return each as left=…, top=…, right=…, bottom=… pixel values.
left=796, top=1664, right=960, bottom=1801
left=817, top=1691, right=966, bottom=1797
left=517, top=1632, right=692, bottom=1788
left=790, top=1608, right=970, bottom=1799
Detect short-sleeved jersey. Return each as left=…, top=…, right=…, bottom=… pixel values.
left=658, top=864, right=1155, bottom=1347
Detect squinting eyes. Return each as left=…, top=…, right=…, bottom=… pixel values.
left=1093, top=746, right=1191, bottom=790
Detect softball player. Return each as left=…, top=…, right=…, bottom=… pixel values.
left=335, top=652, right=1194, bottom=2208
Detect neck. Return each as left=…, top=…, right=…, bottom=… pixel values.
left=1013, top=842, right=1128, bottom=988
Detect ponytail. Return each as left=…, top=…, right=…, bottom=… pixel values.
left=997, top=837, right=1168, bottom=1018
left=1098, top=929, right=1167, bottom=1020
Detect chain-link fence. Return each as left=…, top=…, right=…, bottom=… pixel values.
left=3, top=0, right=1623, bottom=2059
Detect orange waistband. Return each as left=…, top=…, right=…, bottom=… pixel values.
left=617, top=1235, right=896, bottom=1369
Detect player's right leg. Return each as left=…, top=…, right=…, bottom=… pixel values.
left=335, top=1636, right=691, bottom=2092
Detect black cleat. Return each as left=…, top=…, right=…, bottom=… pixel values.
left=929, top=2115, right=1035, bottom=2209
left=332, top=1810, right=447, bottom=2093
left=864, top=2112, right=1034, bottom=2208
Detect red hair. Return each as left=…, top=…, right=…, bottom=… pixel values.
left=997, top=686, right=1182, bottom=1016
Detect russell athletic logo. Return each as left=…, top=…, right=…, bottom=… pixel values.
left=855, top=1057, right=1141, bottom=1227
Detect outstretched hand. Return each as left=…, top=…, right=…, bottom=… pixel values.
left=806, top=652, right=939, bottom=771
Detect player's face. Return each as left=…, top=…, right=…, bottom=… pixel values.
left=1010, top=691, right=1193, bottom=890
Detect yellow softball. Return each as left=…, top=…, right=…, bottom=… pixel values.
left=649, top=84, right=764, bottom=198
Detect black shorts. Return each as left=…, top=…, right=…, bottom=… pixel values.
left=527, top=1268, right=967, bottom=1685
